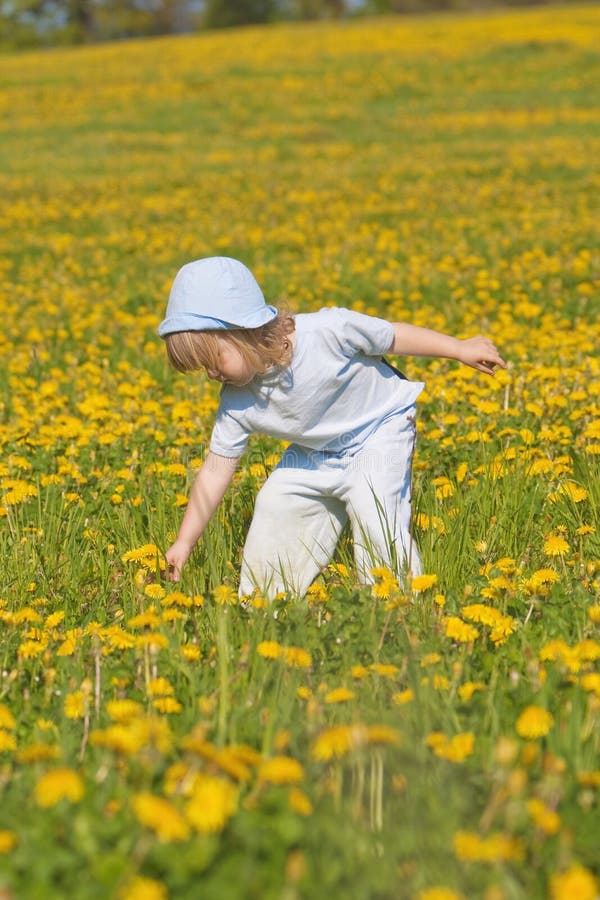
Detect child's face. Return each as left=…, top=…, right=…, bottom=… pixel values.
left=205, top=335, right=259, bottom=387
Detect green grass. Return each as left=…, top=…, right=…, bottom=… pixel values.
left=0, top=6, right=599, bottom=899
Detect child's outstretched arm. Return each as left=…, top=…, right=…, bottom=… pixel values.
left=165, top=451, right=239, bottom=582
left=389, top=323, right=506, bottom=375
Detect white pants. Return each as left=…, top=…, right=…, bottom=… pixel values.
left=239, top=410, right=420, bottom=598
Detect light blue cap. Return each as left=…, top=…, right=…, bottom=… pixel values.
left=158, top=257, right=278, bottom=337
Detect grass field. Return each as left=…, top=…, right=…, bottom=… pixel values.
left=1, top=5, right=599, bottom=898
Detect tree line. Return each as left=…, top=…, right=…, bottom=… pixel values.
left=0, top=0, right=557, bottom=50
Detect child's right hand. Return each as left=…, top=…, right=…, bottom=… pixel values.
left=165, top=538, right=195, bottom=582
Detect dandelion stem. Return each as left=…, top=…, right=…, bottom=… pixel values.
left=216, top=606, right=230, bottom=747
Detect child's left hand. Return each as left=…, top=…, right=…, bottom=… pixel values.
left=457, top=337, right=507, bottom=375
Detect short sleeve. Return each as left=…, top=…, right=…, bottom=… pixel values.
left=209, top=406, right=249, bottom=458
left=329, top=308, right=394, bottom=357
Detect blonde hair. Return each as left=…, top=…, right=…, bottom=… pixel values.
left=165, top=312, right=295, bottom=375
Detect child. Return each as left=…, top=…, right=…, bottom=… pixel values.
left=159, top=256, right=506, bottom=599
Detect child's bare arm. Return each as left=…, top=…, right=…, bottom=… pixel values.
left=165, top=452, right=239, bottom=581
left=389, top=323, right=506, bottom=376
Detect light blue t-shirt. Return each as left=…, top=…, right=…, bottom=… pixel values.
left=209, top=308, right=425, bottom=458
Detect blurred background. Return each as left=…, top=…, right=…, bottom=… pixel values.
left=0, top=0, right=571, bottom=51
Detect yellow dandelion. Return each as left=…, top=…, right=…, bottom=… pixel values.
left=311, top=725, right=365, bottom=761
left=184, top=775, right=238, bottom=833
left=64, top=691, right=86, bottom=719
left=549, top=481, right=588, bottom=503
left=152, top=697, right=183, bottom=714
left=136, top=632, right=169, bottom=650
left=576, top=524, right=595, bottom=536
left=258, top=756, right=304, bottom=785
left=444, top=617, right=479, bottom=643
left=365, top=725, right=401, bottom=747
left=0, top=730, right=16, bottom=752
left=543, top=533, right=570, bottom=556
left=103, top=625, right=136, bottom=650
left=461, top=603, right=500, bottom=626
left=369, top=663, right=398, bottom=678
left=144, top=583, right=166, bottom=601
left=132, top=792, right=190, bottom=842
left=212, top=584, right=237, bottom=606
left=0, top=704, right=16, bottom=730
left=576, top=639, right=600, bottom=661
left=549, top=864, right=598, bottom=900
left=35, top=768, right=84, bottom=808
left=18, top=640, right=47, bottom=659
left=351, top=665, right=370, bottom=679
left=370, top=566, right=400, bottom=599
left=453, top=830, right=524, bottom=863
left=577, top=771, right=600, bottom=788
left=458, top=681, right=486, bottom=702
left=105, top=699, right=144, bottom=723
left=257, top=641, right=282, bottom=660
left=306, top=583, right=329, bottom=603
left=525, top=568, right=560, bottom=592
left=44, top=610, right=65, bottom=629
left=411, top=573, right=438, bottom=592
left=119, top=876, right=168, bottom=900
left=283, top=646, right=312, bottom=668
left=16, top=743, right=59, bottom=763
left=420, top=653, right=441, bottom=667
left=580, top=673, right=600, bottom=695
left=416, top=889, right=466, bottom=900
left=180, top=644, right=201, bottom=661
left=324, top=687, right=355, bottom=704
left=127, top=607, right=161, bottom=629
left=288, top=787, right=313, bottom=816
left=515, top=705, right=554, bottom=739
left=526, top=798, right=561, bottom=835
left=121, top=544, right=166, bottom=572
left=147, top=677, right=174, bottom=697
left=426, top=732, right=474, bottom=763
left=392, top=689, right=414, bottom=705
left=0, top=831, right=17, bottom=854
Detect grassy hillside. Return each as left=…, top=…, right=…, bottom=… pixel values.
left=0, top=6, right=599, bottom=898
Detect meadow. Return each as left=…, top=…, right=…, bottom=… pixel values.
left=0, top=5, right=599, bottom=898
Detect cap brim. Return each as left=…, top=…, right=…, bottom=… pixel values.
left=158, top=305, right=278, bottom=338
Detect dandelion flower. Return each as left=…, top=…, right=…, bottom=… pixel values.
left=35, top=768, right=84, bottom=808
left=416, top=889, right=466, bottom=900
left=283, top=646, right=312, bottom=668
left=411, top=573, right=438, bottom=592
left=258, top=756, right=304, bottom=785
left=515, top=705, right=554, bottom=739
left=324, top=687, right=355, bottom=703
left=132, top=792, right=190, bottom=842
left=257, top=641, right=282, bottom=660
left=527, top=798, right=561, bottom=835
left=426, top=732, right=474, bottom=763
left=369, top=663, right=398, bottom=678
left=184, top=775, right=237, bottom=833
left=444, top=617, right=479, bottom=643
left=458, top=681, right=486, bottom=702
left=0, top=831, right=17, bottom=854
left=453, top=830, right=524, bottom=863
left=549, top=864, right=598, bottom=900
left=543, top=533, right=570, bottom=556
left=288, top=787, right=313, bottom=816
left=392, top=689, right=414, bottom=705
left=0, top=705, right=16, bottom=730
left=212, top=584, right=237, bottom=606
left=119, top=876, right=168, bottom=900
left=64, top=691, right=86, bottom=719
